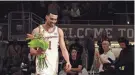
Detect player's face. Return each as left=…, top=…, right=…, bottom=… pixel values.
left=119, top=42, right=126, bottom=49
left=46, top=13, right=58, bottom=27
left=102, top=41, right=110, bottom=52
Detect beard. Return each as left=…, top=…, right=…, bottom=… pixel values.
left=48, top=22, right=55, bottom=27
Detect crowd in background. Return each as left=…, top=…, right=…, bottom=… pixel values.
left=0, top=31, right=134, bottom=75
left=0, top=1, right=134, bottom=25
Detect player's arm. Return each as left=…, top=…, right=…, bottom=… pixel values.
left=58, top=28, right=70, bottom=64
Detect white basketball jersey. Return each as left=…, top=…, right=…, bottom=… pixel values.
left=36, top=25, right=59, bottom=75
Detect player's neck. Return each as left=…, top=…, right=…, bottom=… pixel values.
left=43, top=23, right=55, bottom=33
left=44, top=23, right=51, bottom=29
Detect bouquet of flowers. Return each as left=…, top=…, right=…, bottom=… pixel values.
left=26, top=33, right=49, bottom=70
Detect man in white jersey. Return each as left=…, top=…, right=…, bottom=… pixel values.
left=29, top=10, right=71, bottom=75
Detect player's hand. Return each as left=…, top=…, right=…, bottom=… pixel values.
left=65, top=62, right=72, bottom=72
left=37, top=48, right=45, bottom=55
left=30, top=48, right=45, bottom=55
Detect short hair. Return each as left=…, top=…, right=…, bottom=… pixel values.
left=46, top=9, right=58, bottom=15
left=118, top=37, right=129, bottom=45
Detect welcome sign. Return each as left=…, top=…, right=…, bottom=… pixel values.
left=58, top=25, right=134, bottom=41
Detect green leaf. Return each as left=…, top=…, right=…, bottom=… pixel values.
left=38, top=39, right=49, bottom=50
left=28, top=38, right=49, bottom=51
left=28, top=39, right=40, bottom=48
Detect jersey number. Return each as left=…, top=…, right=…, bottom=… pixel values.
left=49, top=41, right=51, bottom=49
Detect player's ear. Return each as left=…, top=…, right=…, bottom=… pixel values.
left=45, top=15, right=49, bottom=20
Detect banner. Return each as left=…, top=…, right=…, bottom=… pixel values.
left=58, top=25, right=134, bottom=41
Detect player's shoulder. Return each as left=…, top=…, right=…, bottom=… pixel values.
left=58, top=27, right=63, bottom=33
left=57, top=27, right=64, bottom=37
left=32, top=24, right=43, bottom=32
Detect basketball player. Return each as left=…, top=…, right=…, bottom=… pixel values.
left=29, top=10, right=71, bottom=75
